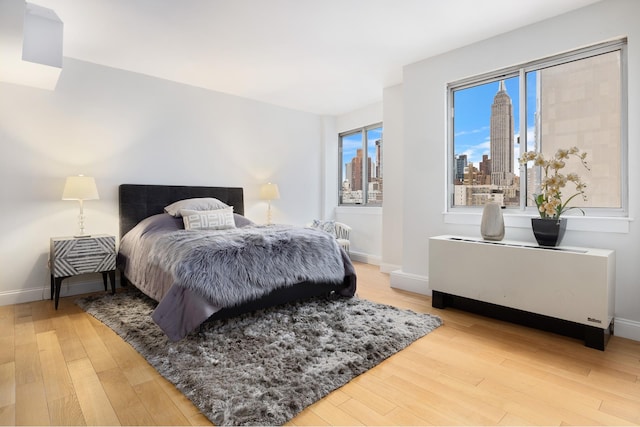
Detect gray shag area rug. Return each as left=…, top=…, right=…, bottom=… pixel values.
left=76, top=289, right=442, bottom=426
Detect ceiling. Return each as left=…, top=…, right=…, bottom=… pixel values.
left=33, top=0, right=600, bottom=115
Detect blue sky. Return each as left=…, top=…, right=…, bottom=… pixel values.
left=453, top=74, right=537, bottom=172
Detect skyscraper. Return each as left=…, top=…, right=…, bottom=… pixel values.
left=455, top=154, right=468, bottom=183
left=351, top=148, right=363, bottom=191
left=350, top=148, right=371, bottom=192
left=490, top=80, right=514, bottom=186
left=375, top=139, right=382, bottom=180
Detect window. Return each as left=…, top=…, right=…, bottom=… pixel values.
left=339, top=123, right=383, bottom=205
left=448, top=39, right=626, bottom=216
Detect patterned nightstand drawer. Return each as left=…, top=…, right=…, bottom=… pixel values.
left=50, top=235, right=116, bottom=277
left=49, top=234, right=117, bottom=309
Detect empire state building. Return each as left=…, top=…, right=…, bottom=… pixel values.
left=490, top=80, right=514, bottom=186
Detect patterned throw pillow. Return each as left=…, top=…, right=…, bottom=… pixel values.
left=180, top=207, right=236, bottom=230
left=311, top=219, right=336, bottom=236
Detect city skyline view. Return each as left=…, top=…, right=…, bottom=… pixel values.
left=340, top=124, right=383, bottom=205
left=453, top=74, right=538, bottom=173
left=341, top=126, right=383, bottom=179
left=453, top=77, right=523, bottom=207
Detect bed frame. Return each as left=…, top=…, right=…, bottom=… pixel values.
left=118, top=184, right=355, bottom=323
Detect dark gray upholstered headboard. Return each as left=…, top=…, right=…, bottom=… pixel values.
left=119, top=184, right=244, bottom=239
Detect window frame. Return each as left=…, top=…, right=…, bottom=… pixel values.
left=338, top=122, right=383, bottom=206
left=446, top=38, right=628, bottom=220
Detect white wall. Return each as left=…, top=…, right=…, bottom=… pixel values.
left=320, top=116, right=339, bottom=221
left=334, top=102, right=383, bottom=264
left=389, top=0, right=640, bottom=340
left=0, top=58, right=327, bottom=305
left=381, top=85, right=403, bottom=272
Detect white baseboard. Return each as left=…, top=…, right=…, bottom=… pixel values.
left=0, top=286, right=50, bottom=306
left=0, top=277, right=111, bottom=307
left=379, top=263, right=401, bottom=274
left=349, top=251, right=381, bottom=266
left=613, top=317, right=640, bottom=342
left=390, top=270, right=430, bottom=295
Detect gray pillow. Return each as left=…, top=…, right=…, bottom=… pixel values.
left=234, top=214, right=254, bottom=228
left=164, top=198, right=230, bottom=217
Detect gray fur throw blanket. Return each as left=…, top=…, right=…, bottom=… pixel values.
left=149, top=225, right=346, bottom=307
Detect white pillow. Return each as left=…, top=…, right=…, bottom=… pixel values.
left=311, top=219, right=336, bottom=235
left=181, top=207, right=236, bottom=230
left=164, top=198, right=230, bottom=217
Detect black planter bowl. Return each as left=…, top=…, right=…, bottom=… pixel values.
left=531, top=218, right=567, bottom=247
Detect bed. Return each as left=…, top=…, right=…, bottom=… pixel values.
left=117, top=184, right=357, bottom=340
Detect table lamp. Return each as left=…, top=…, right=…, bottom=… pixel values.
left=62, top=175, right=99, bottom=237
left=259, top=182, right=280, bottom=224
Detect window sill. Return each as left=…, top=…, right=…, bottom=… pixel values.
left=443, top=211, right=632, bottom=234
left=336, top=205, right=382, bottom=215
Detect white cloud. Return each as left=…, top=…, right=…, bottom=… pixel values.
left=454, top=126, right=489, bottom=138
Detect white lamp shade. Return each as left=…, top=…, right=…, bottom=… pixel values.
left=62, top=175, right=99, bottom=200
left=259, top=182, right=280, bottom=200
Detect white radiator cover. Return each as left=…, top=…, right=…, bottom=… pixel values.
left=429, top=235, right=615, bottom=330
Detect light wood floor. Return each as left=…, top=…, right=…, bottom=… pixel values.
left=1, top=262, right=639, bottom=426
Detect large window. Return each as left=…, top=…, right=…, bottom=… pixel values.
left=339, top=123, right=383, bottom=205
left=448, top=39, right=626, bottom=216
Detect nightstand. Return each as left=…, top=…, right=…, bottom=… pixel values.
left=49, top=234, right=116, bottom=309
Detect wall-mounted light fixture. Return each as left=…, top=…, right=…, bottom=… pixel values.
left=0, top=1, right=63, bottom=90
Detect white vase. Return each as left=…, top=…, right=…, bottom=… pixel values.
left=481, top=201, right=504, bottom=241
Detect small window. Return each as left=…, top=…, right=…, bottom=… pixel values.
left=339, top=123, right=383, bottom=206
